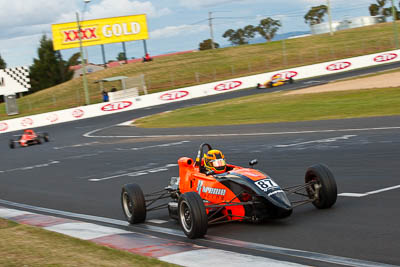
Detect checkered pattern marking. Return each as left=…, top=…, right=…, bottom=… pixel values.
left=4, top=67, right=31, bottom=89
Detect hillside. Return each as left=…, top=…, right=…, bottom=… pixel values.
left=1, top=21, right=400, bottom=120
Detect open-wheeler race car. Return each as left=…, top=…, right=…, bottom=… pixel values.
left=121, top=143, right=337, bottom=239
left=9, top=129, right=49, bottom=149
left=257, top=74, right=294, bottom=89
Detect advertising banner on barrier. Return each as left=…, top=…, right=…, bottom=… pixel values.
left=51, top=14, right=149, bottom=50
left=1, top=49, right=400, bottom=134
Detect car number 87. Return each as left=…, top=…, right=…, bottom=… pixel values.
left=255, top=178, right=279, bottom=192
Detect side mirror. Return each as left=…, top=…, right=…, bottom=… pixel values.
left=249, top=159, right=258, bottom=168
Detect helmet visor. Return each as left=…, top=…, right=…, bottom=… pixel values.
left=211, top=159, right=225, bottom=168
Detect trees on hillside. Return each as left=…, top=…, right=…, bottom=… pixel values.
left=369, top=0, right=391, bottom=16
left=0, top=54, right=6, bottom=69
left=222, top=17, right=282, bottom=45
left=67, top=52, right=81, bottom=66
left=304, top=5, right=328, bottom=25
left=368, top=0, right=399, bottom=19
left=223, top=25, right=256, bottom=45
left=29, top=35, right=74, bottom=93
left=199, top=39, right=220, bottom=50
left=117, top=52, right=127, bottom=61
left=256, top=18, right=281, bottom=42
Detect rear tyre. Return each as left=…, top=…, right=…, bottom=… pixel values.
left=43, top=133, right=49, bottom=142
left=305, top=164, right=337, bottom=209
left=267, top=82, right=273, bottom=88
left=36, top=138, right=42, bottom=144
left=178, top=192, right=208, bottom=239
left=121, top=183, right=146, bottom=224
left=9, top=140, right=15, bottom=149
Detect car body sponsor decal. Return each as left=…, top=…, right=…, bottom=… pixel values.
left=197, top=180, right=226, bottom=196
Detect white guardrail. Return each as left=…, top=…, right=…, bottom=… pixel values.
left=1, top=49, right=400, bottom=134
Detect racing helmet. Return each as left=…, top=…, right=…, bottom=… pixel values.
left=203, top=149, right=226, bottom=174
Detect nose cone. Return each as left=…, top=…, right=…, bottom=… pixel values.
left=268, top=190, right=292, bottom=210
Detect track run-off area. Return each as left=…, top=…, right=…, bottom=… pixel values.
left=1, top=64, right=400, bottom=267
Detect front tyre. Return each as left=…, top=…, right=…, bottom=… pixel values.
left=9, top=140, right=15, bottom=149
left=121, top=183, right=146, bottom=224
left=178, top=192, right=208, bottom=239
left=305, top=164, right=337, bottom=209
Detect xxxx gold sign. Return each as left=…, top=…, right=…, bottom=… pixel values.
left=51, top=14, right=148, bottom=50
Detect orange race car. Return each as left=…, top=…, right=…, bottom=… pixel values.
left=257, top=74, right=294, bottom=89
left=121, top=143, right=337, bottom=239
left=9, top=129, right=49, bottom=149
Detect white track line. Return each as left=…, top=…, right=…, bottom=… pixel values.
left=89, top=163, right=178, bottom=182
left=0, top=160, right=60, bottom=173
left=116, top=141, right=190, bottom=151
left=339, top=185, right=400, bottom=197
left=275, top=135, right=356, bottom=147
left=53, top=142, right=99, bottom=150
left=83, top=126, right=400, bottom=138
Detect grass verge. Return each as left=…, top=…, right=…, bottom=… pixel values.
left=135, top=87, right=400, bottom=128
left=0, top=218, right=177, bottom=267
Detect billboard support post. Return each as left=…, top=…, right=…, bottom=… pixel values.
left=101, top=44, right=107, bottom=68
left=143, top=40, right=148, bottom=55
left=327, top=0, right=334, bottom=36
left=122, top=42, right=128, bottom=63
left=391, top=0, right=399, bottom=49
left=76, top=12, right=90, bottom=105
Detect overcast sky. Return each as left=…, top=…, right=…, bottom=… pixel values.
left=0, top=0, right=376, bottom=67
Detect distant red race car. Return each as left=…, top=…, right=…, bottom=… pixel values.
left=9, top=129, right=49, bottom=149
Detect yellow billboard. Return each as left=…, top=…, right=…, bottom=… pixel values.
left=51, top=14, right=148, bottom=50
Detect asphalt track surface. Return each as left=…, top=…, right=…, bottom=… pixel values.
left=1, top=63, right=400, bottom=266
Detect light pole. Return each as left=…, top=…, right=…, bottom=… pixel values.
left=207, top=11, right=230, bottom=49
left=391, top=0, right=399, bottom=49
left=208, top=12, right=215, bottom=49
left=279, top=16, right=287, bottom=66
left=77, top=0, right=91, bottom=105
left=327, top=0, right=333, bottom=36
